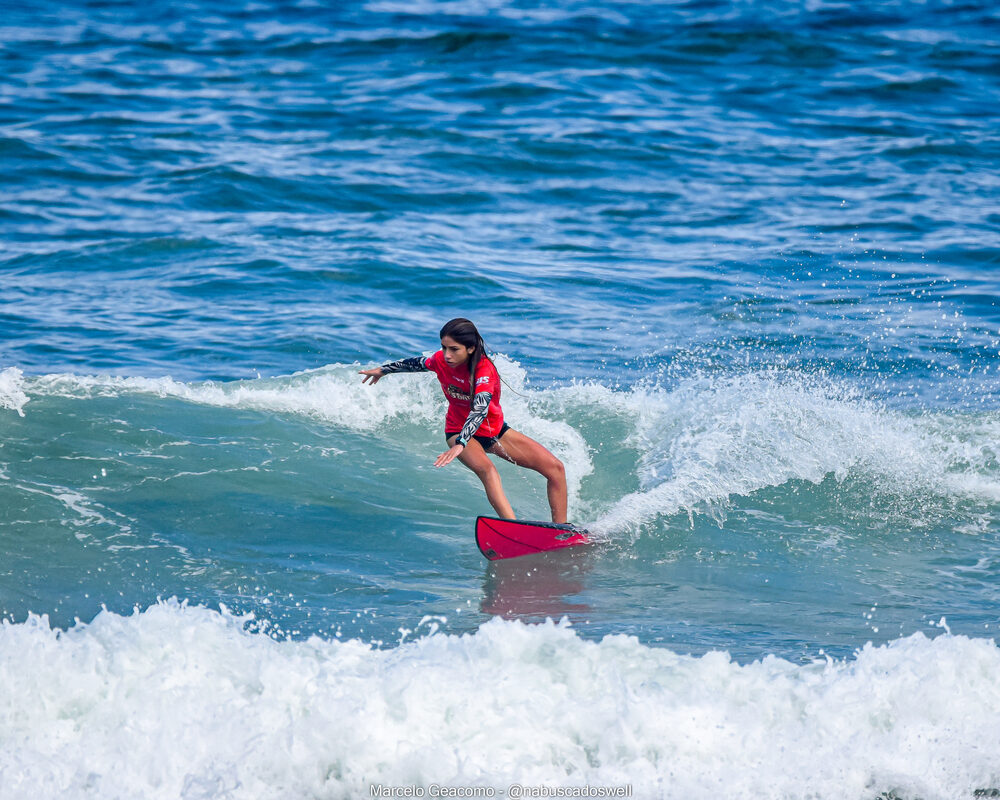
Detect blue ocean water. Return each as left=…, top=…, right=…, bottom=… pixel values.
left=2, top=1, right=1000, bottom=797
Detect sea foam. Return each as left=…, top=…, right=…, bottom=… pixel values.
left=574, top=371, right=1000, bottom=534
left=27, top=363, right=444, bottom=432
left=0, top=601, right=998, bottom=800
left=0, top=367, right=29, bottom=417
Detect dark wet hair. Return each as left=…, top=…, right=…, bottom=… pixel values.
left=440, top=318, right=491, bottom=381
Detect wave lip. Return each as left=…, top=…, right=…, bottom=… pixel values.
left=0, top=367, right=29, bottom=416
left=589, top=371, right=1000, bottom=535
left=24, top=363, right=444, bottom=431
left=1, top=601, right=999, bottom=799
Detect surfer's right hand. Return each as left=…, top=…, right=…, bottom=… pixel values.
left=359, top=368, right=384, bottom=385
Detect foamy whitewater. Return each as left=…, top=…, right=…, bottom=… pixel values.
left=4, top=0, right=1000, bottom=796
left=4, top=602, right=1000, bottom=800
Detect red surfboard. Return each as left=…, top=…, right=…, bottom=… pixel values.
left=475, top=516, right=591, bottom=561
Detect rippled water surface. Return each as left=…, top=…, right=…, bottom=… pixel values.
left=2, top=1, right=1000, bottom=797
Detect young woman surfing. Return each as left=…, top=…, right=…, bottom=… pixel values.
left=359, top=318, right=568, bottom=523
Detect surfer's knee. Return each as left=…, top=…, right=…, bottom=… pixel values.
left=471, top=459, right=500, bottom=483
left=541, top=455, right=565, bottom=483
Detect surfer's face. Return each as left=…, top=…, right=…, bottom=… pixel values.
left=441, top=336, right=474, bottom=367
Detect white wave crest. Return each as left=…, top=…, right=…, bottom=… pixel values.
left=563, top=372, right=1000, bottom=533
left=28, top=363, right=444, bottom=432
left=0, top=367, right=29, bottom=416
left=1, top=601, right=998, bottom=799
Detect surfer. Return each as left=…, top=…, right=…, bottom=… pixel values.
left=359, top=318, right=568, bottom=523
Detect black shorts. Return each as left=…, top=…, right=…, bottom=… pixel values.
left=445, top=422, right=510, bottom=451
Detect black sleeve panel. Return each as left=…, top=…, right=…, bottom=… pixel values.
left=380, top=356, right=429, bottom=374
left=456, top=391, right=492, bottom=448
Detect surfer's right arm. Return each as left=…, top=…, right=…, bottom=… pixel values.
left=359, top=356, right=429, bottom=385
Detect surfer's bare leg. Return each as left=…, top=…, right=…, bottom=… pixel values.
left=489, top=429, right=567, bottom=524
left=447, top=434, right=515, bottom=519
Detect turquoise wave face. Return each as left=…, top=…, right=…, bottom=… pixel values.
left=2, top=364, right=998, bottom=662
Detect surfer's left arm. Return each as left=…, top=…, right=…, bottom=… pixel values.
left=434, top=390, right=492, bottom=467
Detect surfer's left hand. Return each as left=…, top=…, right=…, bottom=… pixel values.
left=434, top=444, right=464, bottom=467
